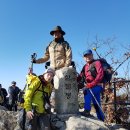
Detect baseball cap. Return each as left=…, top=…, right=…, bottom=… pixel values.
left=83, top=49, right=93, bottom=56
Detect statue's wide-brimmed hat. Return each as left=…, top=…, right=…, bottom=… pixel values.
left=50, top=26, right=65, bottom=35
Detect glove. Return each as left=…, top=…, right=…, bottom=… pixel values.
left=86, top=83, right=93, bottom=88
left=82, top=87, right=88, bottom=95
left=31, top=59, right=36, bottom=63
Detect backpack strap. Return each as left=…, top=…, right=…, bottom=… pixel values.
left=41, top=85, right=50, bottom=104
left=62, top=41, right=70, bottom=50
left=48, top=41, right=58, bottom=49
left=33, top=75, right=47, bottom=94
left=46, top=41, right=53, bottom=51
left=80, top=64, right=87, bottom=84
left=33, top=82, right=42, bottom=95
left=82, top=60, right=97, bottom=79
left=88, top=61, right=97, bottom=78
left=48, top=41, right=70, bottom=51
left=81, top=65, right=86, bottom=77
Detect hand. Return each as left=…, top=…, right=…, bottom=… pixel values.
left=31, top=59, right=36, bottom=63
left=45, top=103, right=51, bottom=113
left=45, top=103, right=51, bottom=110
left=82, top=87, right=88, bottom=95
left=86, top=83, right=93, bottom=88
left=26, top=111, right=34, bottom=119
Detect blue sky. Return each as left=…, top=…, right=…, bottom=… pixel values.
left=0, top=0, right=130, bottom=90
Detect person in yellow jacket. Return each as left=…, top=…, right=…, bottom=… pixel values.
left=33, top=25, right=72, bottom=70
left=24, top=68, right=55, bottom=130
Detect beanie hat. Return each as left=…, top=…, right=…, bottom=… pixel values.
left=44, top=68, right=55, bottom=76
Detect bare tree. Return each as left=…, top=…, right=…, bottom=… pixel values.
left=84, top=36, right=130, bottom=79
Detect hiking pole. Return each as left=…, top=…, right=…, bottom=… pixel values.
left=83, top=74, right=105, bottom=118
left=29, top=53, right=37, bottom=74
left=83, top=76, right=106, bottom=121
left=31, top=53, right=37, bottom=70
left=88, top=88, right=104, bottom=115
left=93, top=48, right=101, bottom=58
left=88, top=88, right=109, bottom=125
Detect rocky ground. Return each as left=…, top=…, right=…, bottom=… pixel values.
left=0, top=105, right=129, bottom=130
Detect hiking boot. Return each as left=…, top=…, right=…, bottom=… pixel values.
left=80, top=110, right=92, bottom=117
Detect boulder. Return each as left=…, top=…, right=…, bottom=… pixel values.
left=0, top=109, right=19, bottom=130
left=50, top=114, right=109, bottom=130
left=0, top=107, right=128, bottom=130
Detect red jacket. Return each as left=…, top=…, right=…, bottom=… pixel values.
left=78, top=60, right=104, bottom=88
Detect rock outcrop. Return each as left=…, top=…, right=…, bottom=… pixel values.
left=0, top=109, right=18, bottom=130
left=0, top=106, right=128, bottom=130
left=50, top=114, right=109, bottom=130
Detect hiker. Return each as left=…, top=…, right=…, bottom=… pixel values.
left=32, top=25, right=73, bottom=112
left=8, top=81, right=20, bottom=111
left=77, top=49, right=105, bottom=121
left=32, top=25, right=72, bottom=70
left=24, top=68, right=55, bottom=130
left=0, top=84, right=8, bottom=106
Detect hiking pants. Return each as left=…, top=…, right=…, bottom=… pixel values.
left=25, top=113, right=51, bottom=130
left=84, top=85, right=105, bottom=121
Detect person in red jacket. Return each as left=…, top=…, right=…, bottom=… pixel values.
left=78, top=49, right=105, bottom=121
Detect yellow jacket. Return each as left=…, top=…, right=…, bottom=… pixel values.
left=24, top=76, right=52, bottom=114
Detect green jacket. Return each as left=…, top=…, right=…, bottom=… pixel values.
left=24, top=76, right=52, bottom=113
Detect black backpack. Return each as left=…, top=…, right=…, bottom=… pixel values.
left=82, top=58, right=113, bottom=84
left=0, top=91, right=4, bottom=104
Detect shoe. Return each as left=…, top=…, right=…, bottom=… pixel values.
left=80, top=110, right=93, bottom=117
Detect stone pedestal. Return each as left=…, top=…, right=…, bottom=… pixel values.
left=54, top=67, right=79, bottom=114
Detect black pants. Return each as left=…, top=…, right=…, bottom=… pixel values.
left=9, top=103, right=17, bottom=111
left=25, top=113, right=51, bottom=130
left=9, top=98, right=17, bottom=111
